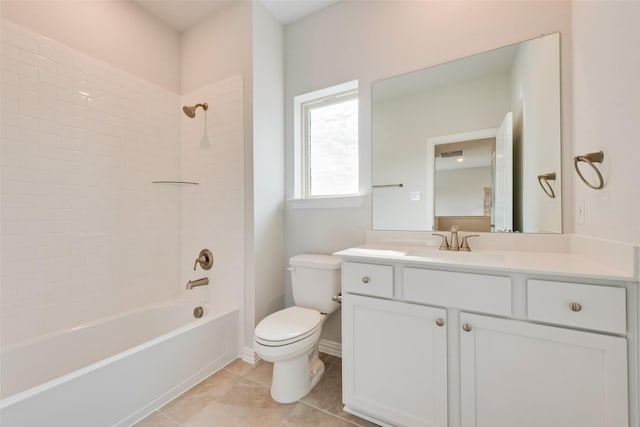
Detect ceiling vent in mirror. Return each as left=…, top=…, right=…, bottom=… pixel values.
left=440, top=150, right=463, bottom=158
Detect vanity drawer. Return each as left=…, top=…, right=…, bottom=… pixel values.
left=343, top=262, right=393, bottom=298
left=403, top=268, right=511, bottom=316
left=527, top=280, right=626, bottom=334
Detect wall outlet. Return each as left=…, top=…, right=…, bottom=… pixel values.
left=410, top=192, right=420, bottom=201
left=577, top=198, right=585, bottom=224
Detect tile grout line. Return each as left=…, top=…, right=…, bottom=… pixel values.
left=151, top=358, right=364, bottom=427
left=297, top=400, right=366, bottom=427
left=156, top=408, right=181, bottom=426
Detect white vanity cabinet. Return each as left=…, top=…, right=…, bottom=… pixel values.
left=338, top=258, right=634, bottom=427
left=459, top=312, right=628, bottom=427
left=342, top=294, right=448, bottom=427
left=342, top=262, right=448, bottom=427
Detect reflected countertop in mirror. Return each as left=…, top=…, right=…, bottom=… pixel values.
left=372, top=33, right=562, bottom=233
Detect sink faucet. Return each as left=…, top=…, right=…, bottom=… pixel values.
left=449, top=225, right=460, bottom=251
left=433, top=226, right=479, bottom=251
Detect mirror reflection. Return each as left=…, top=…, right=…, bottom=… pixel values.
left=372, top=33, right=562, bottom=233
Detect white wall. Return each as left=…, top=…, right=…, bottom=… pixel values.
left=511, top=34, right=562, bottom=233
left=284, top=0, right=572, bottom=342
left=0, top=0, right=180, bottom=93
left=0, top=20, right=181, bottom=345
left=435, top=167, right=492, bottom=217
left=572, top=1, right=640, bottom=245
left=252, top=2, right=285, bottom=337
left=373, top=73, right=509, bottom=230
left=571, top=2, right=640, bottom=391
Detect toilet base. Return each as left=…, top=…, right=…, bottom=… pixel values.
left=270, top=347, right=325, bottom=403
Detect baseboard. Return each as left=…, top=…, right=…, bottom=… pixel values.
left=319, top=339, right=342, bottom=358
left=241, top=346, right=260, bottom=364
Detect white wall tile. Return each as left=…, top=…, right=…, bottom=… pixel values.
left=0, top=19, right=181, bottom=346
left=179, top=76, right=245, bottom=314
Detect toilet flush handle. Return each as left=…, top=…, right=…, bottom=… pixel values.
left=332, top=293, right=342, bottom=304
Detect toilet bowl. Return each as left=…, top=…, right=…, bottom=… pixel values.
left=254, top=306, right=326, bottom=403
left=254, top=254, right=341, bottom=403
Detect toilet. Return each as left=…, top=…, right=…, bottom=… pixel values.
left=254, top=254, right=341, bottom=403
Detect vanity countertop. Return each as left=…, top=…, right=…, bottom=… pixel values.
left=334, top=244, right=637, bottom=282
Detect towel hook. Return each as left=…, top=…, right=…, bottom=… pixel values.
left=537, top=172, right=557, bottom=198
left=574, top=151, right=604, bottom=190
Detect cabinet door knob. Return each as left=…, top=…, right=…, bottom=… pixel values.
left=462, top=323, right=472, bottom=332
left=362, top=276, right=370, bottom=284
left=435, top=318, right=445, bottom=327
left=569, top=302, right=582, bottom=312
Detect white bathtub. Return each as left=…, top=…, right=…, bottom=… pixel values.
left=0, top=301, right=239, bottom=427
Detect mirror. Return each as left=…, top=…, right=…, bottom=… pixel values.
left=372, top=33, right=562, bottom=233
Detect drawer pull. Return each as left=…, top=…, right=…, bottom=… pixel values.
left=569, top=302, right=583, bottom=312
left=435, top=318, right=445, bottom=327
left=462, top=323, right=472, bottom=332
left=362, top=276, right=370, bottom=284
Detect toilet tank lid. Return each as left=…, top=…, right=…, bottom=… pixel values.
left=289, top=254, right=342, bottom=270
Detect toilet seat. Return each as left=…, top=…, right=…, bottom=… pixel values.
left=255, top=306, right=321, bottom=347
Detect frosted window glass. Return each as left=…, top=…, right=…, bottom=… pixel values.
left=307, top=98, right=359, bottom=196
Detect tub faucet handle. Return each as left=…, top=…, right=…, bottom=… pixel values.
left=193, top=249, right=214, bottom=271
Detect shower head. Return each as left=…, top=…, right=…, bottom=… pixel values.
left=183, top=102, right=208, bottom=118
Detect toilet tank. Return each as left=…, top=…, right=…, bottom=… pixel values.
left=290, top=254, right=342, bottom=314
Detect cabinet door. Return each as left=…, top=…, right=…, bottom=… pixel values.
left=342, top=294, right=448, bottom=427
left=460, top=313, right=628, bottom=427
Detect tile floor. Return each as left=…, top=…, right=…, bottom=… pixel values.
left=134, top=354, right=379, bottom=426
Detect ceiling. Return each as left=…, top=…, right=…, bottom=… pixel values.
left=132, top=0, right=341, bottom=32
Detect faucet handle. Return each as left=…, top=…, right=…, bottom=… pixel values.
left=459, top=234, right=479, bottom=251
left=193, top=249, right=214, bottom=271
left=432, top=233, right=450, bottom=251
left=450, top=224, right=459, bottom=232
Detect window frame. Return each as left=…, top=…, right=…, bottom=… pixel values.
left=293, top=80, right=360, bottom=202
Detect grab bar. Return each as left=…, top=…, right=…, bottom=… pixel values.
left=372, top=183, right=403, bottom=188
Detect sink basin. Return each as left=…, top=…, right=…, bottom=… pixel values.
left=406, top=248, right=506, bottom=265
left=335, top=245, right=507, bottom=267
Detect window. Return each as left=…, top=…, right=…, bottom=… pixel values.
left=294, top=81, right=359, bottom=199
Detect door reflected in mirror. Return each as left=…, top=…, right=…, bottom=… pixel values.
left=433, top=137, right=495, bottom=232
left=372, top=33, right=562, bottom=233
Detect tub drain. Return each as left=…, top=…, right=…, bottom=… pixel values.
left=193, top=306, right=204, bottom=318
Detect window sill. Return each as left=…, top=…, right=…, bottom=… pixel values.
left=287, top=194, right=365, bottom=209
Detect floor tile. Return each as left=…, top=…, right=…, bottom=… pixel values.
left=224, top=358, right=261, bottom=377
left=136, top=355, right=378, bottom=427
left=133, top=411, right=178, bottom=427
left=302, top=361, right=342, bottom=412
left=159, top=369, right=243, bottom=423
left=280, top=402, right=355, bottom=427
left=319, top=353, right=339, bottom=370
left=244, top=360, right=273, bottom=387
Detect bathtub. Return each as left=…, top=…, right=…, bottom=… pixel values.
left=0, top=301, right=239, bottom=427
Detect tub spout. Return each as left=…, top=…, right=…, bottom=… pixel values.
left=186, top=277, right=209, bottom=289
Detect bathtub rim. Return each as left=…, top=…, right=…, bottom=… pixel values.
left=0, top=300, right=238, bottom=408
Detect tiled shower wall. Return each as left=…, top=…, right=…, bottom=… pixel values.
left=0, top=20, right=181, bottom=345
left=179, top=77, right=244, bottom=317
